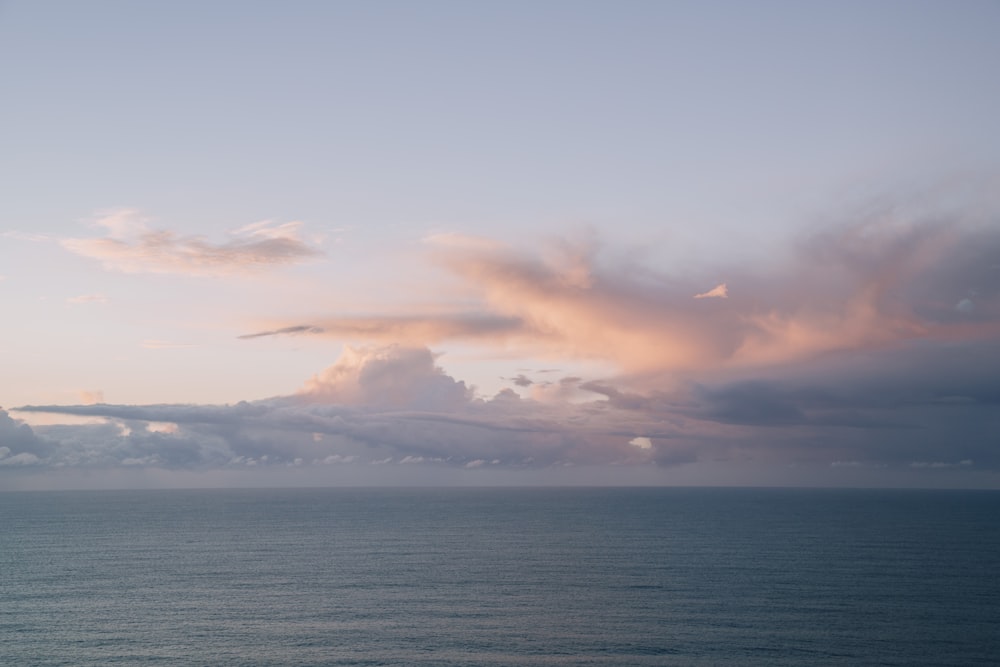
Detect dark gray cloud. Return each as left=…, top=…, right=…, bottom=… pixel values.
left=0, top=408, right=52, bottom=465
left=238, top=325, right=325, bottom=339
left=240, top=314, right=522, bottom=343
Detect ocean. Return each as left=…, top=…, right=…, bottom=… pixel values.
left=1, top=487, right=998, bottom=666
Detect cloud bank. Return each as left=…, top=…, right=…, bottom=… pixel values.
left=6, top=201, right=1000, bottom=487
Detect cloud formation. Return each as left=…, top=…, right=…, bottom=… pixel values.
left=246, top=214, right=1000, bottom=378
left=11, top=346, right=670, bottom=474
left=61, top=209, right=322, bottom=276
left=67, top=293, right=109, bottom=305
left=11, top=328, right=1000, bottom=483
left=7, top=199, right=1000, bottom=487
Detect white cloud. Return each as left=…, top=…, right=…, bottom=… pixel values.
left=297, top=344, right=471, bottom=411
left=693, top=283, right=728, bottom=299
left=629, top=436, right=653, bottom=450
left=67, top=294, right=109, bottom=305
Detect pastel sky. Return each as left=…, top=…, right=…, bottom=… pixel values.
left=2, top=1, right=999, bottom=489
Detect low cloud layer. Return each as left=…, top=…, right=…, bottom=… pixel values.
left=8, top=332, right=1000, bottom=484
left=61, top=209, right=322, bottom=276
left=9, top=345, right=669, bottom=474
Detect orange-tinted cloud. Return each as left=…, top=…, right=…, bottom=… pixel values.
left=61, top=209, right=322, bottom=276
left=248, top=216, right=999, bottom=382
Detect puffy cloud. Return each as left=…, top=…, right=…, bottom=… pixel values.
left=9, top=336, right=1000, bottom=480
left=13, top=346, right=668, bottom=473
left=61, top=209, right=322, bottom=276
left=296, top=345, right=473, bottom=411
left=0, top=409, right=53, bottom=461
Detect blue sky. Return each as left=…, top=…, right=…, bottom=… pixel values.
left=2, top=1, right=999, bottom=489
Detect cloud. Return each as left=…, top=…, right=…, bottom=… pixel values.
left=13, top=345, right=671, bottom=473
left=67, top=293, right=109, bottom=305
left=956, top=298, right=974, bottom=314
left=2, top=231, right=51, bottom=242
left=694, top=283, right=728, bottom=299
left=507, top=374, right=534, bottom=387
left=295, top=344, right=473, bottom=411
left=78, top=390, right=105, bottom=405
left=61, top=209, right=322, bottom=276
left=8, top=340, right=1000, bottom=480
left=141, top=340, right=195, bottom=350
left=0, top=452, right=41, bottom=466
left=8, top=196, right=1000, bottom=486
left=247, top=211, right=1000, bottom=379
left=238, top=325, right=325, bottom=339
left=240, top=314, right=520, bottom=343
left=0, top=409, right=53, bottom=462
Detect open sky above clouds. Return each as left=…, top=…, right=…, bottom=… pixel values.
left=2, top=1, right=999, bottom=489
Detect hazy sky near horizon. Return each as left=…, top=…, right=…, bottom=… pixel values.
left=2, top=1, right=999, bottom=489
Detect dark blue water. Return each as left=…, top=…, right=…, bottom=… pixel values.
left=1, top=487, right=998, bottom=665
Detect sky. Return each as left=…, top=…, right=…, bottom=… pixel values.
left=1, top=0, right=999, bottom=490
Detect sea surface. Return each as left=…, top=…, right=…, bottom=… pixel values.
left=1, top=487, right=998, bottom=666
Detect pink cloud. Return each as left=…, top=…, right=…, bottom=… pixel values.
left=61, top=209, right=322, bottom=276
left=297, top=344, right=472, bottom=411
left=694, top=283, right=728, bottom=299
left=248, top=214, right=998, bottom=381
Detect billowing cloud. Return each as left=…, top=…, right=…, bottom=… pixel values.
left=296, top=344, right=473, bottom=411
left=11, top=346, right=671, bottom=473
left=0, top=408, right=53, bottom=464
left=8, top=200, right=1000, bottom=487
left=61, top=209, right=322, bottom=276
left=240, top=215, right=1000, bottom=384
left=11, top=329, right=1000, bottom=482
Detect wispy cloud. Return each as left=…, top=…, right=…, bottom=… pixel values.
left=141, top=340, right=196, bottom=350
left=238, top=325, right=325, bottom=339
left=2, top=231, right=51, bottom=242
left=240, top=315, right=521, bottom=343
left=60, top=209, right=323, bottom=276
left=67, top=293, right=109, bottom=305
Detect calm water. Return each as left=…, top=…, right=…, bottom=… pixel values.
left=1, top=487, right=998, bottom=666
